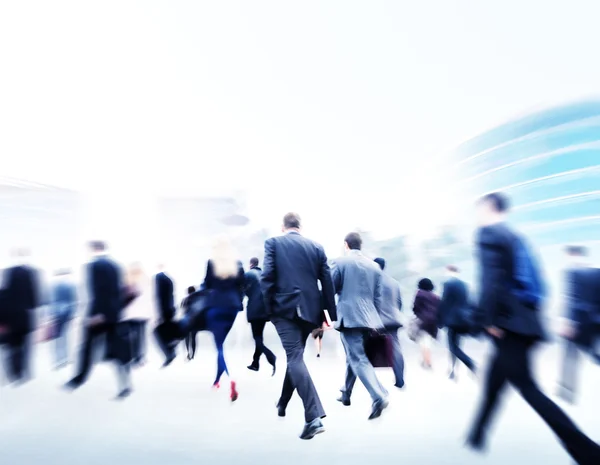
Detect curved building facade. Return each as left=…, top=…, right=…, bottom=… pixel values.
left=453, top=101, right=600, bottom=315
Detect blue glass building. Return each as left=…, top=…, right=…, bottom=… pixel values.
left=453, top=101, right=600, bottom=315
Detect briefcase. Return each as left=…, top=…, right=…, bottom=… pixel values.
left=365, top=331, right=393, bottom=368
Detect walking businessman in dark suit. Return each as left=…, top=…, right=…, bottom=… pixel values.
left=154, top=264, right=177, bottom=366
left=245, top=257, right=277, bottom=374
left=438, top=265, right=476, bottom=380
left=466, top=193, right=600, bottom=465
left=0, top=247, right=41, bottom=383
left=260, top=212, right=337, bottom=440
left=557, top=246, right=600, bottom=403
left=65, top=241, right=131, bottom=399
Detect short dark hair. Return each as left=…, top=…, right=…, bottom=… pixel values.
left=566, top=245, right=588, bottom=257
left=344, top=232, right=362, bottom=251
left=479, top=192, right=510, bottom=213
left=446, top=265, right=459, bottom=273
left=374, top=257, right=386, bottom=270
left=89, top=241, right=106, bottom=252
left=250, top=257, right=259, bottom=267
left=418, top=278, right=434, bottom=292
left=187, top=286, right=196, bottom=295
left=283, top=212, right=301, bottom=229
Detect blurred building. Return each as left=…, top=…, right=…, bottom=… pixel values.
left=0, top=176, right=86, bottom=274
left=453, top=101, right=600, bottom=313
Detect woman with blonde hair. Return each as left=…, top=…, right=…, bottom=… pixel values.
left=123, top=262, right=153, bottom=367
left=202, top=237, right=245, bottom=401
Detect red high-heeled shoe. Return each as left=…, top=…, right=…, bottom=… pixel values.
left=212, top=381, right=220, bottom=390
left=230, top=381, right=238, bottom=402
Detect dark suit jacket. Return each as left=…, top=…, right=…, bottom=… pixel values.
left=155, top=272, right=176, bottom=321
left=260, top=231, right=336, bottom=327
left=202, top=260, right=245, bottom=311
left=88, top=256, right=122, bottom=324
left=476, top=223, right=545, bottom=340
left=0, top=265, right=40, bottom=333
left=438, top=277, right=470, bottom=330
left=245, top=266, right=267, bottom=321
left=565, top=267, right=600, bottom=346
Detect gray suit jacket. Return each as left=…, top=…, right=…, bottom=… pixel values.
left=379, top=273, right=403, bottom=328
left=332, top=250, right=384, bottom=331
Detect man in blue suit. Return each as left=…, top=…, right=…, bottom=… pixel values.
left=65, top=241, right=131, bottom=399
left=466, top=193, right=600, bottom=465
left=557, top=246, right=600, bottom=403
left=260, top=212, right=336, bottom=440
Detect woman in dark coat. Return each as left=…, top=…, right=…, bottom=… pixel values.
left=202, top=238, right=245, bottom=402
left=413, top=278, right=440, bottom=369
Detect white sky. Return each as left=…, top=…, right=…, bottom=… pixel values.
left=2, top=1, right=600, bottom=253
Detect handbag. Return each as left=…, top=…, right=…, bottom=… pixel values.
left=365, top=331, right=393, bottom=368
left=407, top=317, right=421, bottom=342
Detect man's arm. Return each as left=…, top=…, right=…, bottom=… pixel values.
left=373, top=271, right=383, bottom=315
left=396, top=282, right=403, bottom=312
left=260, top=238, right=276, bottom=315
left=476, top=228, right=505, bottom=329
left=319, top=249, right=337, bottom=321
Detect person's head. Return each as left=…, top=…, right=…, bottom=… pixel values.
left=565, top=245, right=588, bottom=267
left=211, top=236, right=239, bottom=279
left=282, top=212, right=301, bottom=232
left=446, top=265, right=459, bottom=277
left=88, top=240, right=107, bottom=255
left=418, top=278, right=434, bottom=292
left=344, top=232, right=362, bottom=252
left=187, top=285, right=196, bottom=295
left=374, top=257, right=386, bottom=271
left=249, top=257, right=259, bottom=269
left=127, top=262, right=143, bottom=285
left=477, top=192, right=509, bottom=227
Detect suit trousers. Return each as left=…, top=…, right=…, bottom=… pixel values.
left=340, top=329, right=387, bottom=403
left=5, top=331, right=31, bottom=383
left=272, top=316, right=325, bottom=423
left=447, top=328, right=475, bottom=373
left=250, top=319, right=276, bottom=367
left=469, top=332, right=600, bottom=465
left=387, top=328, right=405, bottom=386
left=70, top=323, right=130, bottom=392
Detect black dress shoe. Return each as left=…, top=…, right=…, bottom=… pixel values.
left=300, top=419, right=325, bottom=440
left=368, top=398, right=389, bottom=420
left=115, top=388, right=132, bottom=400
left=465, top=435, right=486, bottom=453
left=162, top=355, right=176, bottom=368
left=277, top=403, right=286, bottom=417
left=247, top=364, right=259, bottom=372
left=337, top=395, right=351, bottom=406
left=394, top=381, right=405, bottom=389
left=64, top=379, right=81, bottom=391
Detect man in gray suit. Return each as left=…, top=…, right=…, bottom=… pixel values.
left=332, top=232, right=389, bottom=420
left=373, top=257, right=405, bottom=389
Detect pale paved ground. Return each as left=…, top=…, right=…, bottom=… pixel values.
left=1, top=325, right=599, bottom=465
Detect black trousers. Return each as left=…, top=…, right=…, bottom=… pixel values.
left=447, top=328, right=475, bottom=373
left=469, top=332, right=600, bottom=465
left=250, top=319, right=276, bottom=367
left=128, top=319, right=147, bottom=364
left=272, top=316, right=325, bottom=423
left=69, top=323, right=130, bottom=391
left=186, top=331, right=197, bottom=359
left=5, top=331, right=31, bottom=383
